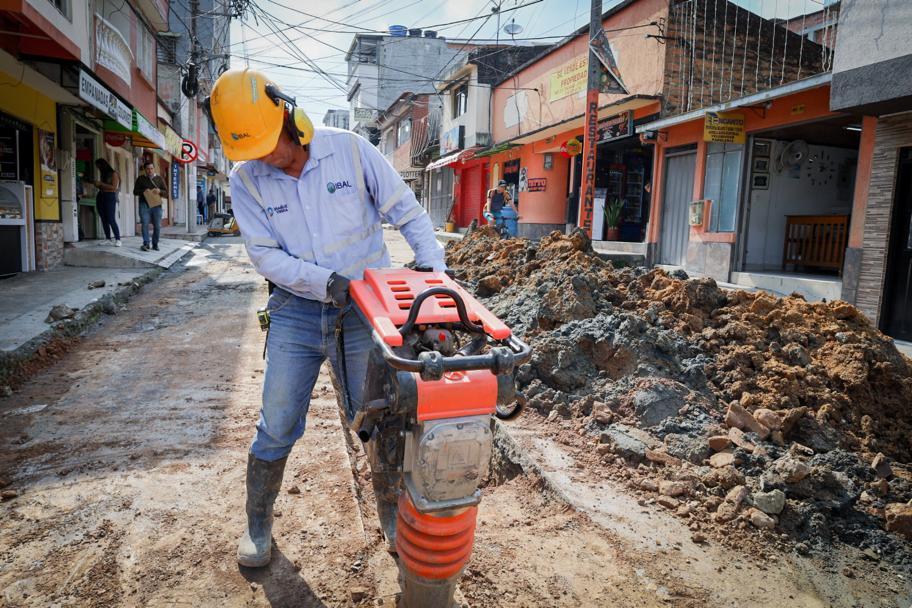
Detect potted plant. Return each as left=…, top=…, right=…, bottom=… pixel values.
left=603, top=198, right=623, bottom=241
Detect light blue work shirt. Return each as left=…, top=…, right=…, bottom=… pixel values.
left=229, top=127, right=446, bottom=302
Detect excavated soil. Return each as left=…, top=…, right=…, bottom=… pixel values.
left=446, top=226, right=912, bottom=567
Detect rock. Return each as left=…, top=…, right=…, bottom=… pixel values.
left=0, top=477, right=8, bottom=489
left=884, top=503, right=912, bottom=539
left=657, top=496, right=681, bottom=510
left=1, top=489, right=19, bottom=500
left=702, top=465, right=745, bottom=490
left=709, top=451, right=737, bottom=468
left=752, top=489, right=786, bottom=515
left=779, top=407, right=808, bottom=436
left=645, top=449, right=682, bottom=467
left=842, top=566, right=855, bottom=579
left=591, top=402, right=614, bottom=424
left=870, top=478, right=890, bottom=497
left=728, top=427, right=756, bottom=451
left=691, top=532, right=707, bottom=543
left=715, top=501, right=740, bottom=522
left=632, top=381, right=688, bottom=426
left=724, top=402, right=770, bottom=439
left=604, top=424, right=659, bottom=462
left=45, top=304, right=78, bottom=323
left=725, top=485, right=749, bottom=507
left=288, top=485, right=301, bottom=495
left=871, top=452, right=892, bottom=479
left=639, top=479, right=658, bottom=492
left=663, top=433, right=711, bottom=465
left=748, top=508, right=776, bottom=529
left=249, top=582, right=258, bottom=591
left=87, top=280, right=106, bottom=289
left=773, top=455, right=810, bottom=483
left=753, top=408, right=782, bottom=431
left=703, top=496, right=723, bottom=511
left=350, top=586, right=370, bottom=603
left=658, top=480, right=688, bottom=497
left=770, top=430, right=785, bottom=446
left=708, top=435, right=731, bottom=452
left=596, top=443, right=613, bottom=455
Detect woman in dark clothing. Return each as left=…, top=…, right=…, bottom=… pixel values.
left=94, top=158, right=121, bottom=246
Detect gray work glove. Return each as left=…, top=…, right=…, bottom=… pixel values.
left=327, top=272, right=351, bottom=308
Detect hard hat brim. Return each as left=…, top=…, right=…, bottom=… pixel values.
left=220, top=121, right=283, bottom=161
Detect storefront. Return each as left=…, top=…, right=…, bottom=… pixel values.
left=0, top=68, right=59, bottom=274
left=424, top=141, right=485, bottom=230
left=640, top=78, right=866, bottom=302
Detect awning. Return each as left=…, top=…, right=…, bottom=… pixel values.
left=472, top=142, right=521, bottom=158
left=103, top=109, right=167, bottom=149
left=425, top=151, right=462, bottom=172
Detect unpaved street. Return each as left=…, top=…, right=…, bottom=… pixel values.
left=0, top=230, right=908, bottom=607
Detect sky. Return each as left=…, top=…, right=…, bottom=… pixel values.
left=227, top=0, right=833, bottom=122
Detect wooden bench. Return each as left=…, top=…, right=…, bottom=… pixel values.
left=782, top=214, right=849, bottom=272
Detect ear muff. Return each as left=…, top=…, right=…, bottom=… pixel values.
left=290, top=107, right=314, bottom=146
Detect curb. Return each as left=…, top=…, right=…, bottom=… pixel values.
left=0, top=266, right=164, bottom=389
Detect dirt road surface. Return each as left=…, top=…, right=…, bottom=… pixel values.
left=0, top=229, right=908, bottom=607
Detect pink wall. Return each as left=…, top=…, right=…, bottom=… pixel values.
left=491, top=0, right=669, bottom=143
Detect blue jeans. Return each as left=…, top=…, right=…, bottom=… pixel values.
left=251, top=288, right=373, bottom=461
left=139, top=202, right=162, bottom=247
left=97, top=192, right=120, bottom=240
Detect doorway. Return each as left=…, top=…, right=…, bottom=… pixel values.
left=659, top=147, right=696, bottom=266
left=882, top=147, right=912, bottom=341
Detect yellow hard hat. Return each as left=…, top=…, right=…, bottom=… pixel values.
left=208, top=68, right=313, bottom=161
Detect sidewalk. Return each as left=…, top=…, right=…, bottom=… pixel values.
left=0, top=237, right=197, bottom=387
left=160, top=223, right=210, bottom=242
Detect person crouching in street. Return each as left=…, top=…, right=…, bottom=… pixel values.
left=133, top=161, right=167, bottom=251
left=204, top=68, right=446, bottom=568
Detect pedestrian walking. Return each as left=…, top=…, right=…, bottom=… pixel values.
left=133, top=161, right=167, bottom=251
left=206, top=187, right=217, bottom=221
left=205, top=68, right=445, bottom=568
left=93, top=158, right=121, bottom=246
left=196, top=185, right=206, bottom=223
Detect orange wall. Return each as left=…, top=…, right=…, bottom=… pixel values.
left=492, top=0, right=668, bottom=143
left=647, top=84, right=840, bottom=245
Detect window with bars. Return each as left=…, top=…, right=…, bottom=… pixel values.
left=157, top=33, right=178, bottom=64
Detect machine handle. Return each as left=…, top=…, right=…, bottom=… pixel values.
left=398, top=287, right=485, bottom=338
left=373, top=332, right=532, bottom=380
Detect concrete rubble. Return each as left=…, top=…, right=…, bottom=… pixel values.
left=446, top=226, right=912, bottom=564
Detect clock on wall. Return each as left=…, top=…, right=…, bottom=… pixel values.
left=806, top=150, right=834, bottom=186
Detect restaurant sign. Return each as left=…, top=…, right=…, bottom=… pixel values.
left=79, top=70, right=132, bottom=130
left=704, top=111, right=745, bottom=144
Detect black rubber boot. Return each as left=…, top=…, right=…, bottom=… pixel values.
left=237, top=454, right=288, bottom=567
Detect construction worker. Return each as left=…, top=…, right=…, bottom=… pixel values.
left=205, top=69, right=446, bottom=568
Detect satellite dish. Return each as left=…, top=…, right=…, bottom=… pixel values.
left=503, top=20, right=523, bottom=36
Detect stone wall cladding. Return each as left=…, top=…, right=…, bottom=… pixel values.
left=35, top=222, right=64, bottom=271
left=855, top=113, right=912, bottom=325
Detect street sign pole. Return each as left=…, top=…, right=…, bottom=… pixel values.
left=578, top=0, right=602, bottom=237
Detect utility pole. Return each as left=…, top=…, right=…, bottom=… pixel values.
left=187, top=0, right=199, bottom=234
left=578, top=0, right=601, bottom=237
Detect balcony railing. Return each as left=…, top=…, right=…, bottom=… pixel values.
left=663, top=0, right=839, bottom=116
left=95, top=14, right=134, bottom=87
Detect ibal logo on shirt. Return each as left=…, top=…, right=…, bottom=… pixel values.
left=327, top=180, right=353, bottom=194
left=265, top=204, right=289, bottom=217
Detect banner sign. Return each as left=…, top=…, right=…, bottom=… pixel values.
left=353, top=107, right=373, bottom=122
left=161, top=124, right=183, bottom=159
left=704, top=111, right=745, bottom=144
left=79, top=70, right=132, bottom=130
left=597, top=111, right=632, bottom=143
left=133, top=110, right=166, bottom=149
left=549, top=56, right=588, bottom=102
left=440, top=125, right=464, bottom=155
left=171, top=161, right=181, bottom=200
left=527, top=177, right=547, bottom=192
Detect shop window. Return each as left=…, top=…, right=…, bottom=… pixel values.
left=397, top=118, right=411, bottom=147
left=703, top=142, right=743, bottom=232
left=453, top=83, right=468, bottom=118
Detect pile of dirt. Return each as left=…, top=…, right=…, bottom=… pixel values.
left=446, top=226, right=912, bottom=564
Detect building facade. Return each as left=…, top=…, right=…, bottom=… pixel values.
left=323, top=109, right=350, bottom=130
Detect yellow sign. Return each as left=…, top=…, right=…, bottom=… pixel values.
left=549, top=56, right=588, bottom=102
left=704, top=111, right=745, bottom=144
